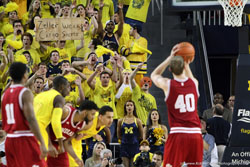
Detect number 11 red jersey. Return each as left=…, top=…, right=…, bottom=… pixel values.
left=1, top=85, right=30, bottom=134
left=165, top=78, right=201, bottom=130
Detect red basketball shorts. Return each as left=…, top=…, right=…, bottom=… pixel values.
left=47, top=141, right=69, bottom=167
left=163, top=133, right=203, bottom=167
left=5, top=136, right=47, bottom=167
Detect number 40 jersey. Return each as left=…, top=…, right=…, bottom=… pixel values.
left=1, top=85, right=30, bottom=134
left=165, top=78, right=201, bottom=130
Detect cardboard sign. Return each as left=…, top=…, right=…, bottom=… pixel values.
left=35, top=18, right=84, bottom=41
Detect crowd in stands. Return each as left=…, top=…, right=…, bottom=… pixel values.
left=0, top=0, right=236, bottom=167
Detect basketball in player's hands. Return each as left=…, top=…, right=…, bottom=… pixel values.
left=175, top=42, right=195, bottom=63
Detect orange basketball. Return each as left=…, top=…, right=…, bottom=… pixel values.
left=229, top=0, right=242, bottom=7
left=176, top=42, right=195, bottom=63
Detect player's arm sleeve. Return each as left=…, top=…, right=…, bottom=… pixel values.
left=51, top=107, right=63, bottom=139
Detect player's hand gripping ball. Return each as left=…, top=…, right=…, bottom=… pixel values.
left=175, top=42, right=195, bottom=63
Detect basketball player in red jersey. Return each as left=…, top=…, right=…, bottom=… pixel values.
left=151, top=45, right=203, bottom=167
left=1, top=62, right=47, bottom=167
left=47, top=100, right=99, bottom=167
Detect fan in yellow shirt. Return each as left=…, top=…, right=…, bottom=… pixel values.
left=115, top=69, right=133, bottom=119
left=34, top=76, right=70, bottom=157
left=22, top=0, right=41, bottom=28
left=73, top=17, right=97, bottom=61
left=4, top=20, right=24, bottom=50
left=40, top=0, right=53, bottom=18
left=15, top=32, right=41, bottom=68
left=114, top=11, right=131, bottom=47
left=129, top=63, right=157, bottom=125
left=125, top=0, right=151, bottom=23
left=69, top=106, right=114, bottom=167
left=87, top=63, right=123, bottom=119
left=91, top=0, right=114, bottom=25
left=97, top=3, right=123, bottom=48
left=40, top=39, right=84, bottom=63
left=121, top=25, right=149, bottom=85
left=1, top=2, right=19, bottom=36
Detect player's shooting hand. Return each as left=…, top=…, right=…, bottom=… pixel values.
left=170, top=44, right=179, bottom=57
left=48, top=144, right=58, bottom=158
left=75, top=157, right=84, bottom=167
left=40, top=144, right=48, bottom=159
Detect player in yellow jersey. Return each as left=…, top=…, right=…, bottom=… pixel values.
left=34, top=76, right=70, bottom=158
left=69, top=105, right=114, bottom=167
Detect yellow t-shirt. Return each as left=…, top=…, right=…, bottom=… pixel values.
left=126, top=0, right=152, bottom=23
left=47, top=46, right=76, bottom=62
left=1, top=22, right=14, bottom=36
left=119, top=0, right=131, bottom=5
left=15, top=48, right=41, bottom=66
left=106, top=57, right=131, bottom=71
left=5, top=34, right=23, bottom=50
left=82, top=66, right=95, bottom=100
left=69, top=112, right=105, bottom=167
left=91, top=0, right=114, bottom=25
left=64, top=73, right=78, bottom=85
left=34, top=89, right=61, bottom=147
left=114, top=23, right=131, bottom=47
left=126, top=36, right=148, bottom=74
left=76, top=0, right=88, bottom=6
left=115, top=84, right=132, bottom=119
left=26, top=29, right=41, bottom=50
left=40, top=0, right=53, bottom=18
left=94, top=80, right=118, bottom=119
left=74, top=30, right=92, bottom=59
left=65, top=90, right=79, bottom=107
left=132, top=84, right=157, bottom=125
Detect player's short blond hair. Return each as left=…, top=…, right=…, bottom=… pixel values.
left=170, top=56, right=184, bottom=75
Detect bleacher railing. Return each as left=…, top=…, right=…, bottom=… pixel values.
left=152, top=0, right=163, bottom=45
left=193, top=10, right=248, bottom=26
left=196, top=11, right=214, bottom=106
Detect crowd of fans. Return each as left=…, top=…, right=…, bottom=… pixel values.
left=0, top=0, right=236, bottom=167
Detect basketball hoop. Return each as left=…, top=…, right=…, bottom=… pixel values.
left=218, top=0, right=248, bottom=27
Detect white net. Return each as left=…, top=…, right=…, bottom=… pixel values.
left=218, top=0, right=248, bottom=27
